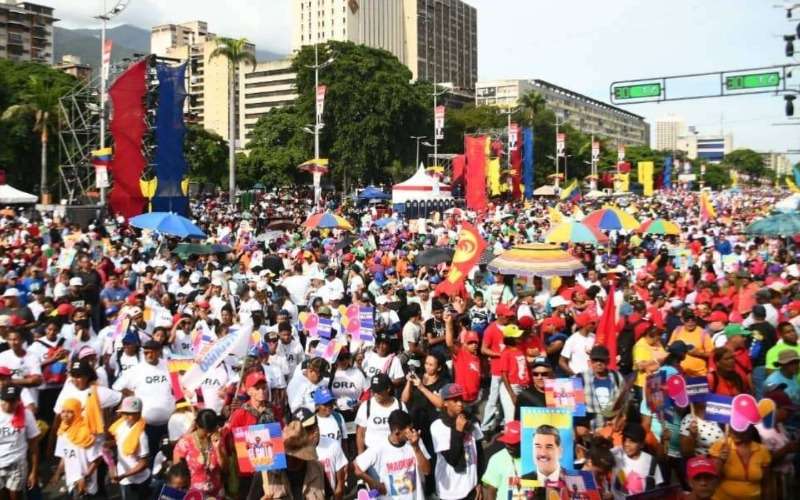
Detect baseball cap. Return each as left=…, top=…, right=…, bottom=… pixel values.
left=142, top=340, right=162, bottom=351
left=502, top=324, right=524, bottom=338
left=532, top=357, right=552, bottom=370
left=622, top=423, right=646, bottom=443
left=549, top=296, right=569, bottom=308
left=723, top=324, right=751, bottom=338
left=634, top=322, right=653, bottom=339
left=370, top=373, right=392, bottom=393
left=68, top=277, right=83, bottom=287
left=667, top=340, right=694, bottom=356
left=2, top=288, right=19, bottom=298
left=775, top=349, right=800, bottom=366
left=312, top=387, right=335, bottom=406
left=495, top=303, right=515, bottom=317
left=518, top=315, right=535, bottom=330
left=244, top=371, right=267, bottom=390
left=0, top=385, right=20, bottom=402
left=589, top=345, right=610, bottom=361
left=686, top=457, right=719, bottom=480
left=292, top=408, right=318, bottom=428
left=497, top=420, right=521, bottom=445
left=77, top=346, right=97, bottom=360
left=104, top=305, right=120, bottom=317
left=69, top=361, right=92, bottom=377
left=439, top=383, right=465, bottom=400
left=118, top=396, right=143, bottom=414
left=463, top=331, right=480, bottom=344
left=707, top=311, right=728, bottom=324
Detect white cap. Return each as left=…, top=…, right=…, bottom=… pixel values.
left=549, top=296, right=569, bottom=308
left=211, top=278, right=225, bottom=287
left=222, top=266, right=232, bottom=273
left=189, top=272, right=201, bottom=284
left=415, top=280, right=430, bottom=292
left=2, top=288, right=19, bottom=298
left=69, top=277, right=83, bottom=287
left=376, top=296, right=388, bottom=306
left=670, top=299, right=684, bottom=309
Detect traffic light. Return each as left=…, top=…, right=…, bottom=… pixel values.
left=785, top=35, right=796, bottom=57
left=786, top=95, right=796, bottom=116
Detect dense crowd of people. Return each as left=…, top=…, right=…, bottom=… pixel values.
left=0, top=186, right=798, bottom=500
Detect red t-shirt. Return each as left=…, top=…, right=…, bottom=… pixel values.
left=499, top=347, right=530, bottom=386
left=453, top=347, right=481, bottom=402
left=482, top=322, right=505, bottom=376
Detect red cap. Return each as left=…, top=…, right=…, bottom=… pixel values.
left=463, top=331, right=480, bottom=344
left=244, top=371, right=267, bottom=390
left=539, top=317, right=558, bottom=332
left=196, top=300, right=210, bottom=310
left=518, top=315, right=535, bottom=330
left=634, top=321, right=653, bottom=339
left=497, top=420, right=521, bottom=445
left=0, top=366, right=11, bottom=377
left=495, top=304, right=515, bottom=318
left=55, top=303, right=74, bottom=317
left=707, top=311, right=728, bottom=324
left=788, top=300, right=800, bottom=313
left=686, top=457, right=719, bottom=480
left=574, top=312, right=596, bottom=328
left=7, top=315, right=25, bottom=327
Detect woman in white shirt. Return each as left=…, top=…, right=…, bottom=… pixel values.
left=50, top=398, right=103, bottom=497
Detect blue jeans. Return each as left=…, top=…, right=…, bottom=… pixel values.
left=752, top=366, right=767, bottom=400
left=481, top=375, right=502, bottom=432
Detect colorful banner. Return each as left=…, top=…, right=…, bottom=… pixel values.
left=557, top=471, right=601, bottom=500
left=152, top=63, right=189, bottom=215
left=510, top=127, right=522, bottom=200
left=316, top=85, right=327, bottom=119
left=435, top=222, right=487, bottom=297
left=102, top=39, right=113, bottom=85
left=317, top=317, right=333, bottom=339
left=663, top=156, right=673, bottom=190
left=487, top=158, right=501, bottom=196
left=434, top=105, right=445, bottom=140
left=358, top=306, right=375, bottom=343
left=638, top=161, right=654, bottom=197
left=560, top=179, right=580, bottom=202
left=520, top=407, right=574, bottom=488
left=685, top=376, right=709, bottom=403
left=700, top=190, right=716, bottom=223
left=544, top=378, right=586, bottom=416
left=313, top=338, right=345, bottom=364
left=556, top=133, right=566, bottom=157
left=182, top=325, right=251, bottom=391
left=167, top=358, right=194, bottom=401
left=233, top=423, right=286, bottom=474
left=452, top=154, right=465, bottom=186
left=464, top=135, right=488, bottom=211
left=522, top=128, right=534, bottom=199
left=645, top=373, right=665, bottom=418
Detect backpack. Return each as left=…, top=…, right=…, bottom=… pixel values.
left=38, top=339, right=67, bottom=385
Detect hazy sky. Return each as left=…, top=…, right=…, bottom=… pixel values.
left=41, top=0, right=800, bottom=159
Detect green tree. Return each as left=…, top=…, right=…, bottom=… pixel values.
left=239, top=106, right=308, bottom=188
left=722, top=149, right=769, bottom=181
left=517, top=91, right=547, bottom=126
left=184, top=124, right=228, bottom=185
left=209, top=37, right=257, bottom=204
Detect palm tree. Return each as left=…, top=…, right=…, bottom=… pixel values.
left=209, top=37, right=257, bottom=205
left=1, top=76, right=63, bottom=201
left=518, top=91, right=547, bottom=125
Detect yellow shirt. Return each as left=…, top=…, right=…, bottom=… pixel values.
left=669, top=326, right=713, bottom=376
left=632, top=337, right=665, bottom=387
left=709, top=438, right=770, bottom=500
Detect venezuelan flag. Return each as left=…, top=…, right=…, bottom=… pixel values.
left=560, top=179, right=581, bottom=202
left=700, top=191, right=716, bottom=223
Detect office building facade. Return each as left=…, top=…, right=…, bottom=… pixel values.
left=0, top=0, right=56, bottom=64
left=475, top=79, right=650, bottom=147
left=654, top=116, right=686, bottom=151
left=239, top=59, right=299, bottom=142
left=676, top=134, right=733, bottom=163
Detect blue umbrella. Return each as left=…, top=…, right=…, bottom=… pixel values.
left=129, top=212, right=206, bottom=239
left=358, top=186, right=390, bottom=201
left=745, top=213, right=800, bottom=237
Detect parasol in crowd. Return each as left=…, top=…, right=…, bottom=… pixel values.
left=637, top=218, right=681, bottom=236
left=303, top=212, right=353, bottom=231
left=487, top=243, right=585, bottom=277
left=129, top=212, right=206, bottom=239
left=544, top=221, right=608, bottom=245
left=745, top=213, right=800, bottom=237
left=172, top=243, right=233, bottom=257
left=582, top=206, right=639, bottom=231
left=415, top=247, right=455, bottom=266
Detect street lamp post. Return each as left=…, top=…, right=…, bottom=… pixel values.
left=94, top=0, right=130, bottom=206
left=432, top=83, right=449, bottom=168
left=411, top=136, right=427, bottom=168
left=306, top=43, right=334, bottom=206
left=554, top=115, right=562, bottom=187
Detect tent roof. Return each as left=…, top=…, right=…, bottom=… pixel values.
left=358, top=185, right=390, bottom=200
left=0, top=184, right=37, bottom=204
left=393, top=166, right=450, bottom=190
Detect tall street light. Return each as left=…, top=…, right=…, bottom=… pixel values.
left=94, top=0, right=130, bottom=206
left=432, top=83, right=449, bottom=169
left=306, top=43, right=334, bottom=206
left=410, top=136, right=427, bottom=168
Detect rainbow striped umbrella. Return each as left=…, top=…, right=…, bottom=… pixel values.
left=487, top=243, right=586, bottom=277
left=638, top=218, right=681, bottom=236
left=583, top=207, right=639, bottom=231
left=545, top=221, right=608, bottom=245
left=303, top=212, right=353, bottom=231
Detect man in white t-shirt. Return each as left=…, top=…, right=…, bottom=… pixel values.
left=430, top=383, right=483, bottom=500
left=0, top=385, right=40, bottom=498
left=109, top=396, right=150, bottom=498
left=559, top=324, right=596, bottom=376
left=112, top=340, right=175, bottom=463
left=361, top=333, right=405, bottom=387
left=355, top=373, right=407, bottom=454
left=276, top=321, right=305, bottom=375
left=354, top=409, right=431, bottom=500
left=0, top=330, right=43, bottom=406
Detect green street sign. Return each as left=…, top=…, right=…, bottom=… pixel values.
left=613, top=83, right=662, bottom=100
left=725, top=72, right=780, bottom=90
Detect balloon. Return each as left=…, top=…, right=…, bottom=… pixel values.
left=298, top=311, right=309, bottom=324
left=346, top=318, right=361, bottom=334
left=346, top=304, right=360, bottom=320
left=758, top=398, right=776, bottom=428
left=730, top=394, right=760, bottom=432
left=666, top=375, right=689, bottom=408
left=304, top=313, right=319, bottom=336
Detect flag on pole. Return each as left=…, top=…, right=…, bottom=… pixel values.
left=560, top=179, right=580, bottom=202
left=700, top=191, right=716, bottom=223
left=522, top=128, right=534, bottom=199
left=596, top=285, right=619, bottom=370
left=547, top=206, right=564, bottom=224
left=435, top=222, right=486, bottom=297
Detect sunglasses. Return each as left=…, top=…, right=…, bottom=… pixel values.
left=532, top=371, right=551, bottom=377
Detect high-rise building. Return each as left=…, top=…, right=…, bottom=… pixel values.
left=291, top=0, right=478, bottom=90
left=54, top=54, right=92, bottom=81
left=0, top=0, right=56, bottom=64
left=676, top=133, right=733, bottom=164
left=475, top=79, right=650, bottom=147
left=151, top=21, right=255, bottom=147
left=759, top=152, right=791, bottom=177
left=655, top=116, right=686, bottom=151
left=239, top=59, right=299, bottom=143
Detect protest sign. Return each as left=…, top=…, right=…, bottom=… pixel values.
left=685, top=376, right=709, bottom=403
left=544, top=378, right=586, bottom=416
left=705, top=394, right=733, bottom=425
left=521, top=407, right=573, bottom=488
left=182, top=325, right=251, bottom=391
left=233, top=423, right=286, bottom=474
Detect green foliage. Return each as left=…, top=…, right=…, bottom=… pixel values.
left=184, top=124, right=228, bottom=185
left=722, top=149, right=770, bottom=181
left=0, top=60, right=76, bottom=195
left=696, top=162, right=731, bottom=190
left=238, top=106, right=308, bottom=188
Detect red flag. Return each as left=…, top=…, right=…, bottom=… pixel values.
left=511, top=134, right=522, bottom=200
left=596, top=285, right=618, bottom=369
left=436, top=222, right=486, bottom=297
left=465, top=136, right=488, bottom=211
left=452, top=154, right=466, bottom=186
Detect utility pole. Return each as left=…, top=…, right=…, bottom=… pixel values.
left=306, top=43, right=334, bottom=206
left=411, top=136, right=426, bottom=168
left=554, top=115, right=562, bottom=187
left=432, top=84, right=448, bottom=169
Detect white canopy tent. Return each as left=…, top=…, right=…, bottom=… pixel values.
left=392, top=166, right=452, bottom=204
left=0, top=184, right=37, bottom=204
